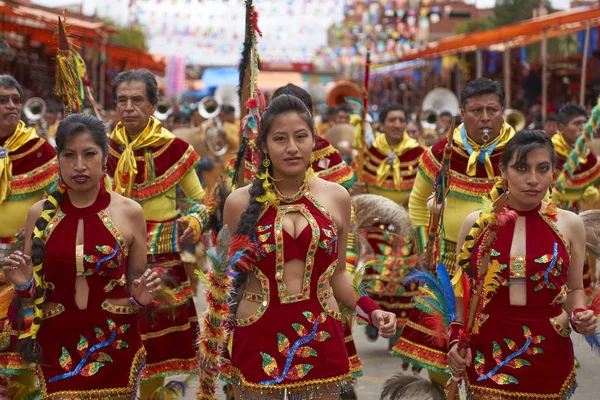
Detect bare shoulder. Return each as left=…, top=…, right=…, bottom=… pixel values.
left=28, top=199, right=46, bottom=219
left=225, top=185, right=252, bottom=210
left=110, top=192, right=144, bottom=216
left=312, top=177, right=350, bottom=203
left=554, top=206, right=584, bottom=232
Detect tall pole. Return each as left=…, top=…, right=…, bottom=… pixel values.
left=580, top=21, right=591, bottom=106
left=476, top=49, right=483, bottom=78
left=541, top=29, right=548, bottom=122
left=503, top=45, right=511, bottom=108
left=239, top=0, right=253, bottom=120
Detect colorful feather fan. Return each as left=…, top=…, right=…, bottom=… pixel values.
left=403, top=263, right=456, bottom=346
left=195, top=227, right=258, bottom=399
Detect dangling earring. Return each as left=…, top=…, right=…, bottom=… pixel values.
left=263, top=157, right=270, bottom=168
left=306, top=152, right=316, bottom=181
left=256, top=155, right=277, bottom=205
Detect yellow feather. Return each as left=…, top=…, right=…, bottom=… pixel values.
left=482, top=260, right=503, bottom=307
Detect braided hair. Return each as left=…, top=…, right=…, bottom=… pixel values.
left=454, top=130, right=556, bottom=284
left=230, top=94, right=315, bottom=314
left=19, top=114, right=108, bottom=362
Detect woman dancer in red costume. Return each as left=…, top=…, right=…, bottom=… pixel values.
left=2, top=114, right=160, bottom=399
left=448, top=130, right=597, bottom=399
left=216, top=94, right=397, bottom=399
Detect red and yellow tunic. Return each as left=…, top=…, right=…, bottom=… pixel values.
left=36, top=185, right=145, bottom=399
left=552, top=132, right=600, bottom=295
left=464, top=204, right=576, bottom=399
left=393, top=123, right=514, bottom=374
left=0, top=124, right=57, bottom=378
left=361, top=133, right=424, bottom=325
left=107, top=118, right=208, bottom=380
left=225, top=184, right=352, bottom=398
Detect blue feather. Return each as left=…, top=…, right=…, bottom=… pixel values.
left=585, top=333, right=600, bottom=355
left=404, top=267, right=456, bottom=324
left=436, top=263, right=456, bottom=318
left=228, top=249, right=247, bottom=267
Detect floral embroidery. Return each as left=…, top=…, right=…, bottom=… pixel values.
left=259, top=311, right=330, bottom=385
left=83, top=242, right=123, bottom=276
left=474, top=326, right=544, bottom=385
left=531, top=243, right=561, bottom=291
left=49, top=319, right=130, bottom=382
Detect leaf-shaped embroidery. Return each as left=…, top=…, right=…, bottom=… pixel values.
left=535, top=254, right=554, bottom=263
left=96, top=245, right=115, bottom=255
left=257, top=224, right=272, bottom=233
left=92, top=352, right=114, bottom=363
left=292, top=323, right=308, bottom=338
left=260, top=352, right=279, bottom=379
left=111, top=340, right=128, bottom=349
left=303, top=311, right=315, bottom=324
left=94, top=327, right=105, bottom=342
left=258, top=233, right=271, bottom=242
left=505, top=358, right=531, bottom=369
left=77, top=335, right=89, bottom=357
left=107, top=319, right=116, bottom=332
left=492, top=373, right=518, bottom=385
left=83, top=254, right=100, bottom=264
left=79, top=361, right=105, bottom=377
left=492, top=341, right=502, bottom=364
left=261, top=244, right=276, bottom=254
left=474, top=351, right=485, bottom=376
left=504, top=338, right=517, bottom=350
left=314, top=331, right=330, bottom=342
left=523, top=326, right=532, bottom=339
left=277, top=333, right=290, bottom=356
left=295, top=345, right=317, bottom=358
left=117, top=324, right=130, bottom=334
left=285, top=364, right=313, bottom=380
left=317, top=312, right=327, bottom=323
left=59, top=347, right=72, bottom=371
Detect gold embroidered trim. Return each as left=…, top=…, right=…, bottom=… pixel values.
left=9, top=139, right=44, bottom=160
left=550, top=317, right=572, bottom=337
left=104, top=274, right=127, bottom=292
left=552, top=285, right=568, bottom=305
left=393, top=337, right=449, bottom=370
left=142, top=322, right=191, bottom=340
left=274, top=203, right=319, bottom=303
left=235, top=268, right=270, bottom=327
left=98, top=209, right=129, bottom=256
left=312, top=144, right=336, bottom=161
left=465, top=366, right=576, bottom=399
left=509, top=255, right=526, bottom=279
left=317, top=261, right=341, bottom=321
left=230, top=365, right=353, bottom=391
left=43, top=210, right=65, bottom=242
left=10, top=159, right=58, bottom=195
left=405, top=319, right=439, bottom=338
left=242, top=290, right=265, bottom=304
left=42, top=303, right=65, bottom=320
left=101, top=300, right=137, bottom=315
left=75, top=244, right=84, bottom=277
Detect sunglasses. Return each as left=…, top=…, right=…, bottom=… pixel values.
left=0, top=95, right=23, bottom=105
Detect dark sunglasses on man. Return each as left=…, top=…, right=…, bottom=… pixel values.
left=0, top=95, right=23, bottom=105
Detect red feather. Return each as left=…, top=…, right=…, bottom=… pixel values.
left=496, top=209, right=518, bottom=227
left=246, top=98, right=258, bottom=109
left=461, top=273, right=472, bottom=327
left=421, top=313, right=446, bottom=348
left=229, top=234, right=259, bottom=272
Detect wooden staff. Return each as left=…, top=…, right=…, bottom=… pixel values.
left=357, top=48, right=371, bottom=181
left=56, top=15, right=83, bottom=115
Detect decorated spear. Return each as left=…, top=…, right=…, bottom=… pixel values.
left=357, top=47, right=371, bottom=181
left=55, top=15, right=84, bottom=116
left=423, top=118, right=455, bottom=270
left=554, top=97, right=600, bottom=203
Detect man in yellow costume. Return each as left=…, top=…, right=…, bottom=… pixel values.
left=552, top=104, right=600, bottom=295
left=393, top=78, right=515, bottom=385
left=360, top=103, right=425, bottom=349
left=0, top=75, right=58, bottom=397
left=106, top=69, right=209, bottom=398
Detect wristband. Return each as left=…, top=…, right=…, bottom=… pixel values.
left=356, top=296, right=380, bottom=327
left=570, top=307, right=588, bottom=334
left=129, top=296, right=153, bottom=309
left=14, top=276, right=35, bottom=298
left=446, top=321, right=465, bottom=351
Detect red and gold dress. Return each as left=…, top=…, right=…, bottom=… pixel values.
left=35, top=185, right=145, bottom=399
left=226, top=184, right=352, bottom=398
left=465, top=204, right=576, bottom=399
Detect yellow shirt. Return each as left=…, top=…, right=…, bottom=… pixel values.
left=142, top=169, right=205, bottom=221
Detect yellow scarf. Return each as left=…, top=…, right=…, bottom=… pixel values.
left=373, top=132, right=420, bottom=187
left=453, top=122, right=515, bottom=178
left=0, top=121, right=40, bottom=204
left=109, top=117, right=174, bottom=197
left=551, top=132, right=588, bottom=163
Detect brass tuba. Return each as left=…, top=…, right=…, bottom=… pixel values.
left=326, top=80, right=362, bottom=108
left=153, top=98, right=172, bottom=121
left=198, top=96, right=228, bottom=158
left=421, top=88, right=459, bottom=131
left=503, top=109, right=526, bottom=132
left=23, top=97, right=46, bottom=123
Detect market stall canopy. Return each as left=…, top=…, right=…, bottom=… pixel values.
left=387, top=6, right=600, bottom=64
left=257, top=71, right=304, bottom=91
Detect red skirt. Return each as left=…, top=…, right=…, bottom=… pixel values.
left=36, top=305, right=145, bottom=399
left=229, top=299, right=352, bottom=399
left=141, top=253, right=199, bottom=380
left=466, top=303, right=576, bottom=399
